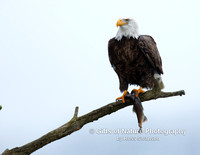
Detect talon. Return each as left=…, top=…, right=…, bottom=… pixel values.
left=133, top=86, right=145, bottom=97
left=116, top=90, right=128, bottom=103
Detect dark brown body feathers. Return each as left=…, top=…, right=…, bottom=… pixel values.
left=108, top=35, right=163, bottom=92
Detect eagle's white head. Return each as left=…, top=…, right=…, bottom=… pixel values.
left=115, top=18, right=139, bottom=41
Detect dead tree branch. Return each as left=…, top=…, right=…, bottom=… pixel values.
left=1, top=89, right=185, bottom=155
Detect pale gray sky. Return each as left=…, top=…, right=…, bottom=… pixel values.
left=0, top=0, right=200, bottom=154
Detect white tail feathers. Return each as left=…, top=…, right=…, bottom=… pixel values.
left=154, top=73, right=165, bottom=90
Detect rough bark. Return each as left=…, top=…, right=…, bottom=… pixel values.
left=1, top=89, right=185, bottom=155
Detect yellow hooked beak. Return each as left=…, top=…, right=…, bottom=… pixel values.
left=116, top=19, right=128, bottom=27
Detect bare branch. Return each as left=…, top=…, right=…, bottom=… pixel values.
left=1, top=89, right=185, bottom=155
left=73, top=106, right=79, bottom=118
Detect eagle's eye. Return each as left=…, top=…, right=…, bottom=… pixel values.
left=125, top=18, right=129, bottom=22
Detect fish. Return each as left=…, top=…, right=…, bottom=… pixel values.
left=125, top=91, right=147, bottom=133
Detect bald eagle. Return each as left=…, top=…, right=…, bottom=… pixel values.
left=108, top=18, right=164, bottom=103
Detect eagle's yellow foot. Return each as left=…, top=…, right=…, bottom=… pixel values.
left=133, top=87, right=145, bottom=97
left=116, top=90, right=128, bottom=103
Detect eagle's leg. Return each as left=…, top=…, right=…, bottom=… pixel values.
left=133, top=86, right=145, bottom=97
left=116, top=90, right=128, bottom=103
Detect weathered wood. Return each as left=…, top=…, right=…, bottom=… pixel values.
left=1, top=89, right=185, bottom=155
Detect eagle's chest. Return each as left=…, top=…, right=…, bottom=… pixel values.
left=117, top=42, right=143, bottom=65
